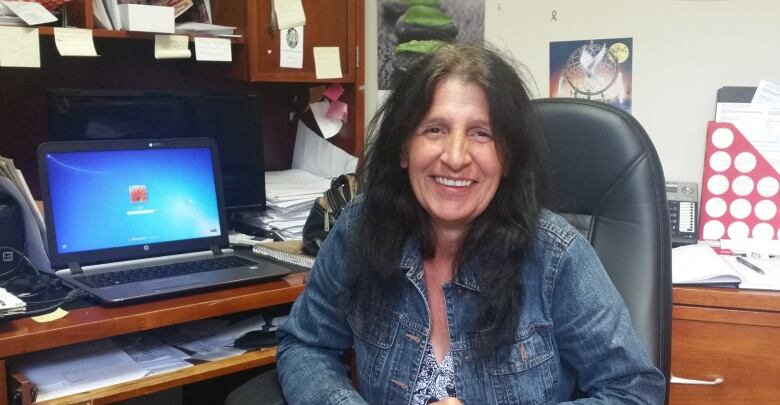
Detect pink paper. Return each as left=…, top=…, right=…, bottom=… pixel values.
left=323, top=83, right=345, bottom=101
left=326, top=99, right=349, bottom=122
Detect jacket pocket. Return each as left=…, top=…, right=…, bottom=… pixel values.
left=486, top=325, right=556, bottom=404
left=347, top=308, right=400, bottom=391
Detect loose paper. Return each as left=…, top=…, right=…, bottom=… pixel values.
left=53, top=28, right=98, bottom=57
left=155, top=34, right=191, bottom=59
left=313, top=46, right=342, bottom=79
left=752, top=80, right=780, bottom=105
left=194, top=36, right=231, bottom=62
left=310, top=100, right=343, bottom=139
left=273, top=0, right=305, bottom=30
left=292, top=120, right=358, bottom=178
left=0, top=26, right=39, bottom=68
left=279, top=25, right=303, bottom=68
left=1, top=0, right=56, bottom=25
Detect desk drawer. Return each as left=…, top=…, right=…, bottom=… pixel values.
left=670, top=316, right=780, bottom=404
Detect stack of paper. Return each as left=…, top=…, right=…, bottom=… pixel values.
left=175, top=21, right=235, bottom=36
left=152, top=313, right=266, bottom=362
left=8, top=339, right=149, bottom=402
left=113, top=333, right=192, bottom=375
left=260, top=169, right=331, bottom=240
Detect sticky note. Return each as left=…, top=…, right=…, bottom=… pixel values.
left=273, top=0, right=306, bottom=30
left=323, top=83, right=344, bottom=101
left=326, top=99, right=348, bottom=122
left=313, top=47, right=342, bottom=80
left=54, top=28, right=98, bottom=57
left=155, top=34, right=191, bottom=59
left=0, top=26, right=40, bottom=68
left=32, top=307, right=69, bottom=323
left=194, top=37, right=231, bottom=62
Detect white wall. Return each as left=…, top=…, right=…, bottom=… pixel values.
left=366, top=0, right=780, bottom=185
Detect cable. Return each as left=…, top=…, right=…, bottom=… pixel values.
left=0, top=245, right=30, bottom=280
left=12, top=287, right=87, bottom=318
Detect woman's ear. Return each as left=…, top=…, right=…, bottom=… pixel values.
left=400, top=145, right=409, bottom=169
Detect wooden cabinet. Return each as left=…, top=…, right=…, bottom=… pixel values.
left=214, top=0, right=360, bottom=83
left=213, top=0, right=366, bottom=155
left=0, top=0, right=365, bottom=198
left=670, top=287, right=780, bottom=404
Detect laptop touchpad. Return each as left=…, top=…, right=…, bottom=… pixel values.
left=141, top=276, right=205, bottom=291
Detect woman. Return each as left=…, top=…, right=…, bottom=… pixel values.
left=277, top=43, right=665, bottom=404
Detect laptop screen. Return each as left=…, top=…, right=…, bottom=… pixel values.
left=38, top=138, right=229, bottom=269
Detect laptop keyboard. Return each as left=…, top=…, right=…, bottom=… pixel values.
left=73, top=255, right=256, bottom=288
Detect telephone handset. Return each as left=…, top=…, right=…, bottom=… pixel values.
left=666, top=181, right=698, bottom=247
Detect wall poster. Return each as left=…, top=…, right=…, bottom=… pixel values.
left=550, top=37, right=633, bottom=113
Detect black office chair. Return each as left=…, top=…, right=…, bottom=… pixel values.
left=534, top=98, right=672, bottom=398
left=226, top=98, right=673, bottom=405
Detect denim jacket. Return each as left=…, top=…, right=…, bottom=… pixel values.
left=277, top=197, right=666, bottom=404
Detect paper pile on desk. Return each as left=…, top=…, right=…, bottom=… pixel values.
left=248, top=121, right=358, bottom=240
left=113, top=333, right=192, bottom=375
left=8, top=339, right=149, bottom=402
left=153, top=313, right=267, bottom=362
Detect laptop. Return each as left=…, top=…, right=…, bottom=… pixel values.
left=37, top=138, right=292, bottom=304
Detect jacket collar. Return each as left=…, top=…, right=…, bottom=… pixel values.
left=399, top=236, right=481, bottom=293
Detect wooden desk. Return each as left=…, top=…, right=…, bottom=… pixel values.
left=0, top=275, right=306, bottom=405
left=670, top=286, right=780, bottom=404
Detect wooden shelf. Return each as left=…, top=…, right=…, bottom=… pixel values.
left=35, top=26, right=245, bottom=44
left=0, top=276, right=304, bottom=359
left=12, top=348, right=277, bottom=405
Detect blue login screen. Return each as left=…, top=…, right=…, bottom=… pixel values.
left=45, top=147, right=222, bottom=254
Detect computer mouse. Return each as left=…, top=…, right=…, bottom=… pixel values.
left=234, top=330, right=279, bottom=350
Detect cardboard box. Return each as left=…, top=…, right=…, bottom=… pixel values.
left=119, top=4, right=174, bottom=33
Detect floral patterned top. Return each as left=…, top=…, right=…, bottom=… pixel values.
left=411, top=340, right=456, bottom=404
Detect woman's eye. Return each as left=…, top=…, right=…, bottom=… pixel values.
left=472, top=130, right=493, bottom=140
left=421, top=126, right=444, bottom=136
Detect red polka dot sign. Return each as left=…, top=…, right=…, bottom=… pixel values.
left=699, top=121, right=780, bottom=242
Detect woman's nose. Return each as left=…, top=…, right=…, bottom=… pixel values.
left=441, top=132, right=470, bottom=170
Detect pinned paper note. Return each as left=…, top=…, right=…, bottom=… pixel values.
left=313, top=46, right=342, bottom=79
left=310, top=100, right=342, bottom=139
left=0, top=26, right=40, bottom=68
left=53, top=28, right=98, bottom=57
left=323, top=83, right=344, bottom=101
left=194, top=37, right=231, bottom=62
left=326, top=99, right=348, bottom=122
left=155, top=34, right=191, bottom=59
left=1, top=1, right=57, bottom=25
left=273, top=0, right=305, bottom=30
left=280, top=25, right=303, bottom=68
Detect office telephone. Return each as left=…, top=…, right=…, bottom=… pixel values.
left=666, top=181, right=698, bottom=247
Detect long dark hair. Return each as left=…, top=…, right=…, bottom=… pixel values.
left=350, top=43, right=549, bottom=356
